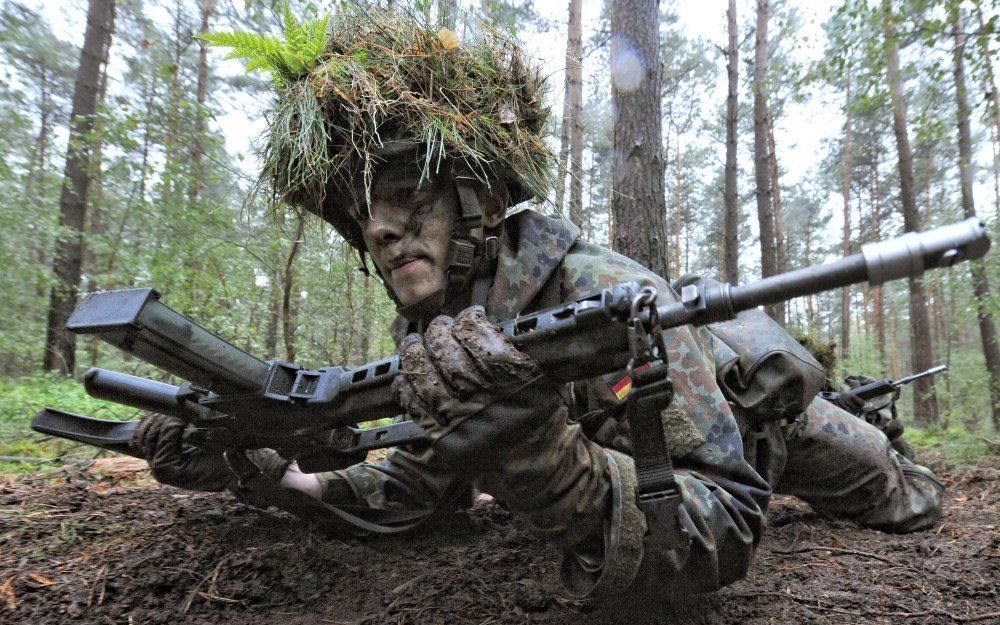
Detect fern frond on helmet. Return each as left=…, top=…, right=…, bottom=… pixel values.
left=203, top=5, right=552, bottom=249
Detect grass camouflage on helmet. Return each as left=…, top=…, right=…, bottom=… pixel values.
left=202, top=4, right=552, bottom=250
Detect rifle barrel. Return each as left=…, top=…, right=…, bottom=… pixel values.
left=84, top=368, right=209, bottom=421
left=643, top=217, right=990, bottom=329
left=893, top=365, right=948, bottom=388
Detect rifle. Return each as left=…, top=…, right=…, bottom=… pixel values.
left=820, top=365, right=947, bottom=409
left=32, top=218, right=990, bottom=474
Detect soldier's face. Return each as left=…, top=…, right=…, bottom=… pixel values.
left=358, top=166, right=455, bottom=306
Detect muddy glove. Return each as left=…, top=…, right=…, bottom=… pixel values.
left=393, top=306, right=612, bottom=552
left=131, top=413, right=289, bottom=492
left=392, top=306, right=563, bottom=476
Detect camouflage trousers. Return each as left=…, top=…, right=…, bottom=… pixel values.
left=748, top=397, right=943, bottom=533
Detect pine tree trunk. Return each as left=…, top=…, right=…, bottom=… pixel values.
left=954, top=6, right=1000, bottom=431
left=974, top=2, right=1000, bottom=148
left=282, top=217, right=305, bottom=363
left=753, top=0, right=778, bottom=320
left=342, top=244, right=358, bottom=364
left=974, top=2, right=1000, bottom=218
left=767, top=115, right=787, bottom=325
left=671, top=135, right=683, bottom=277
left=867, top=153, right=886, bottom=373
left=610, top=0, right=669, bottom=280
left=43, top=0, right=116, bottom=375
left=567, top=0, right=584, bottom=229
left=882, top=0, right=938, bottom=425
left=555, top=83, right=570, bottom=216
left=190, top=0, right=214, bottom=202
left=840, top=83, right=853, bottom=366
left=265, top=271, right=280, bottom=359
left=723, top=0, right=740, bottom=284
left=86, top=60, right=111, bottom=368
left=24, top=68, right=51, bottom=201
left=359, top=270, right=374, bottom=363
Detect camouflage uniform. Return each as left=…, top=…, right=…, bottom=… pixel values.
left=297, top=210, right=942, bottom=598
left=311, top=209, right=770, bottom=598
left=702, top=301, right=943, bottom=533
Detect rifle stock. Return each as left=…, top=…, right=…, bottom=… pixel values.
left=31, top=218, right=991, bottom=472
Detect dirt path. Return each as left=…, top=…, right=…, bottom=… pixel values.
left=1, top=456, right=997, bottom=625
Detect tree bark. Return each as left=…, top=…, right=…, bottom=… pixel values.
left=723, top=0, right=740, bottom=283
left=282, top=216, right=305, bottom=363
left=753, top=0, right=778, bottom=320
left=671, top=134, right=682, bottom=277
left=43, top=0, right=116, bottom=375
left=882, top=0, right=938, bottom=425
left=767, top=114, right=786, bottom=325
left=24, top=67, right=51, bottom=202
left=954, top=5, right=1000, bottom=430
left=840, top=82, right=853, bottom=366
left=189, top=0, right=214, bottom=202
left=974, top=2, right=1000, bottom=217
left=869, top=163, right=886, bottom=374
left=567, top=0, right=584, bottom=229
left=265, top=270, right=281, bottom=359
left=974, top=2, right=1000, bottom=148
left=610, top=0, right=669, bottom=279
left=85, top=58, right=111, bottom=368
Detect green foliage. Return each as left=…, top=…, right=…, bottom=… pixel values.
left=793, top=331, right=838, bottom=374
left=197, top=6, right=329, bottom=87
left=0, top=373, right=136, bottom=471
left=906, top=425, right=996, bottom=464
left=259, top=5, right=552, bottom=227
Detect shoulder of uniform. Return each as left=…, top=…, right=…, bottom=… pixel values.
left=560, top=241, right=669, bottom=298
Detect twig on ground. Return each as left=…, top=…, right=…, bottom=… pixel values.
left=774, top=545, right=897, bottom=564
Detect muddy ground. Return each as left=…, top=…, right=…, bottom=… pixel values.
left=1, top=454, right=997, bottom=625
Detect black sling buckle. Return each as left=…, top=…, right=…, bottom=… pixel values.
left=623, top=288, right=690, bottom=575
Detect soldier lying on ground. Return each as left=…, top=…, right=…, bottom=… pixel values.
left=131, top=7, right=943, bottom=601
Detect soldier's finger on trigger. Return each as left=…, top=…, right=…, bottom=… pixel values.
left=424, top=315, right=490, bottom=399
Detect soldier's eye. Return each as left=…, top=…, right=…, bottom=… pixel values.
left=393, top=187, right=432, bottom=206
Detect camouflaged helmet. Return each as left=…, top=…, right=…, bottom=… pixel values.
left=259, top=6, right=552, bottom=250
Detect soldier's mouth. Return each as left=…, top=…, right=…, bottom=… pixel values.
left=390, top=255, right=427, bottom=274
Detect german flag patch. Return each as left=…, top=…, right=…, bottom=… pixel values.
left=610, top=363, right=652, bottom=401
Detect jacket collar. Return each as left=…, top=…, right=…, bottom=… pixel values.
left=484, top=209, right=580, bottom=322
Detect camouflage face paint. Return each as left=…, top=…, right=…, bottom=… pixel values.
left=360, top=165, right=456, bottom=306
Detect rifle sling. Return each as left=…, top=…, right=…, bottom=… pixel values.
left=625, top=365, right=690, bottom=574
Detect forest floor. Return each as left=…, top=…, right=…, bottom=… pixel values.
left=1, top=451, right=997, bottom=625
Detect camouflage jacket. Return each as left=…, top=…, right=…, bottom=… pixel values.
left=323, top=210, right=770, bottom=599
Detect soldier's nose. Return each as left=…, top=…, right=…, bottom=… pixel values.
left=365, top=203, right=405, bottom=244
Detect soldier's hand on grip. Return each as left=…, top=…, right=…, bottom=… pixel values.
left=392, top=305, right=563, bottom=476
left=131, top=413, right=234, bottom=492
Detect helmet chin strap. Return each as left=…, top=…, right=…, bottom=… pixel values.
left=395, top=175, right=500, bottom=331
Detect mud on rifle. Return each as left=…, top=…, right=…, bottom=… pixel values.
left=33, top=218, right=990, bottom=476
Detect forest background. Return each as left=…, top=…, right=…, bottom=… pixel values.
left=0, top=0, right=998, bottom=467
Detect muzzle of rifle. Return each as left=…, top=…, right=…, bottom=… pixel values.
left=654, top=217, right=990, bottom=329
